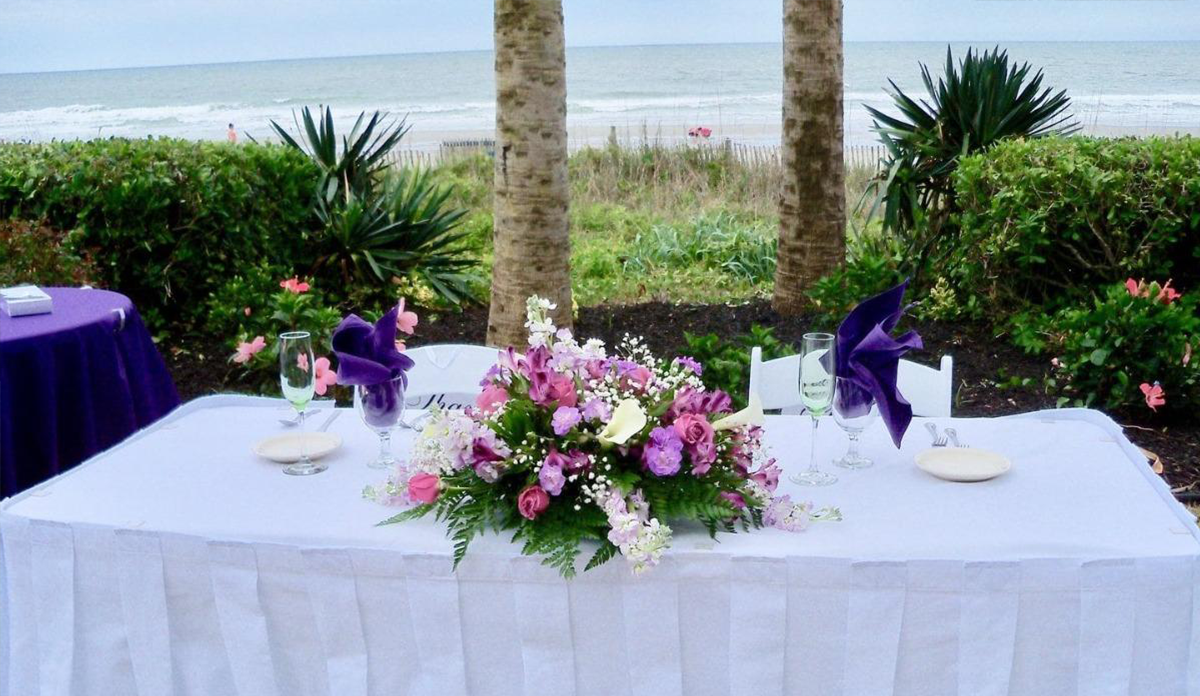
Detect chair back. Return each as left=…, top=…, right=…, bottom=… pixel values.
left=749, top=347, right=953, bottom=417
left=403, top=344, right=497, bottom=410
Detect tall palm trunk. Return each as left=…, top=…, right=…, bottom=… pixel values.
left=773, top=0, right=846, bottom=315
left=487, top=0, right=573, bottom=348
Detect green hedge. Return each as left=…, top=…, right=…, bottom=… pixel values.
left=952, top=136, right=1200, bottom=305
left=0, top=138, right=319, bottom=329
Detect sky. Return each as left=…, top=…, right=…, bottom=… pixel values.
left=1, top=0, right=1199, bottom=74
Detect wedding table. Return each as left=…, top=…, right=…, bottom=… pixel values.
left=0, top=287, right=179, bottom=497
left=2, top=395, right=1197, bottom=696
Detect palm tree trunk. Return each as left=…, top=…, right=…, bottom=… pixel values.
left=487, top=0, right=573, bottom=347
left=773, top=0, right=846, bottom=315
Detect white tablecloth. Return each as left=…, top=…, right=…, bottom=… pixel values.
left=2, top=395, right=1198, bottom=696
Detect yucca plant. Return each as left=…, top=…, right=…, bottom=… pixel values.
left=314, top=168, right=477, bottom=303
left=862, top=47, right=1079, bottom=285
left=271, top=106, right=410, bottom=203
left=273, top=107, right=479, bottom=304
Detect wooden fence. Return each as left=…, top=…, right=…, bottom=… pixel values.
left=386, top=139, right=886, bottom=172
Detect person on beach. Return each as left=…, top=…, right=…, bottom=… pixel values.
left=226, top=123, right=237, bottom=143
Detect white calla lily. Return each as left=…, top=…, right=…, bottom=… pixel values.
left=713, top=393, right=765, bottom=431
left=597, top=399, right=648, bottom=445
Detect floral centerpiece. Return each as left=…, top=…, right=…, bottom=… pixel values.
left=367, top=297, right=839, bottom=577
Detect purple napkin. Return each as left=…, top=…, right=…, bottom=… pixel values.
left=835, top=281, right=923, bottom=448
left=332, top=307, right=415, bottom=386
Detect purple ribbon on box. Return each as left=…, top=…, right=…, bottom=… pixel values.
left=835, top=280, right=923, bottom=448
left=332, top=307, right=415, bottom=387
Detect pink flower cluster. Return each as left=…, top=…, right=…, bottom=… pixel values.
left=1126, top=278, right=1181, bottom=305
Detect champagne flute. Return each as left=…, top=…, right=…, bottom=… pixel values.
left=279, top=331, right=326, bottom=476
left=791, top=333, right=837, bottom=486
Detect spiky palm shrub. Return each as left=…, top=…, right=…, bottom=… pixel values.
left=862, top=47, right=1078, bottom=286
left=273, top=107, right=478, bottom=304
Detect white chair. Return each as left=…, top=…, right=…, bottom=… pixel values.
left=749, top=347, right=954, bottom=417
left=403, top=344, right=499, bottom=410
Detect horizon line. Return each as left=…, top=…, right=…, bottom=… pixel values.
left=4, top=38, right=1200, bottom=77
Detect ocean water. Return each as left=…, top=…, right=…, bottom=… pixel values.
left=2, top=42, right=1199, bottom=148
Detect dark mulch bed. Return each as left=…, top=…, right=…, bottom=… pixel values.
left=166, top=299, right=1200, bottom=493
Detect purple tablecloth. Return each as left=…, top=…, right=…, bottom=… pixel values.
left=0, top=288, right=179, bottom=497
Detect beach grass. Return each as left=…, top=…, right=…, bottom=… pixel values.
left=432, top=147, right=877, bottom=306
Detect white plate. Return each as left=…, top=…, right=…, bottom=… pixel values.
left=915, top=447, right=1011, bottom=482
left=253, top=431, right=343, bottom=463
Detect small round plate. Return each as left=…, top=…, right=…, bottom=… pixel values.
left=253, top=432, right=343, bottom=463
left=915, top=447, right=1011, bottom=482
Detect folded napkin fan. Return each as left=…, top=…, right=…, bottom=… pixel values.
left=836, top=280, right=923, bottom=448
left=332, top=306, right=415, bottom=386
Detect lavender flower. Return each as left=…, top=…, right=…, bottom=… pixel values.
left=642, top=426, right=684, bottom=476
left=581, top=398, right=612, bottom=422
left=551, top=406, right=582, bottom=436
left=538, top=452, right=567, bottom=496
left=673, top=356, right=703, bottom=375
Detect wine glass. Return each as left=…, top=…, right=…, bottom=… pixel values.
left=279, top=331, right=326, bottom=475
left=354, top=375, right=406, bottom=469
left=791, top=333, right=837, bottom=486
left=833, top=377, right=878, bottom=469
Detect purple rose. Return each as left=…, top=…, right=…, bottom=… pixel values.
left=642, top=426, right=684, bottom=476
left=552, top=406, right=582, bottom=436
left=538, top=453, right=566, bottom=496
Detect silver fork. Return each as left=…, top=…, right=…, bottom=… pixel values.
left=945, top=427, right=964, bottom=448
left=925, top=422, right=947, bottom=447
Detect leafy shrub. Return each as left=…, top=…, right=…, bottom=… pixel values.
left=0, top=138, right=318, bottom=329
left=862, top=47, right=1077, bottom=285
left=624, top=213, right=776, bottom=284
left=806, top=230, right=907, bottom=323
left=1011, top=280, right=1199, bottom=415
left=215, top=277, right=345, bottom=394
left=681, top=325, right=795, bottom=409
left=0, top=219, right=97, bottom=288
left=953, top=136, right=1200, bottom=305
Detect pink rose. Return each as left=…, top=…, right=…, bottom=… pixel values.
left=408, top=473, right=441, bottom=503
left=673, top=413, right=715, bottom=448
left=720, top=491, right=746, bottom=509
left=517, top=485, right=550, bottom=520
left=475, top=384, right=510, bottom=414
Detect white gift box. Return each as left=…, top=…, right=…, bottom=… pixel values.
left=0, top=285, right=53, bottom=317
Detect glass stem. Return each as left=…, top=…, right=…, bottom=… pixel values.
left=846, top=431, right=860, bottom=461
left=808, top=414, right=820, bottom=473
left=379, top=431, right=392, bottom=463
left=299, top=409, right=310, bottom=464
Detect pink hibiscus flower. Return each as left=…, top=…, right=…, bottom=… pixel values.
left=280, top=277, right=310, bottom=294
left=396, top=297, right=419, bottom=335
left=1140, top=382, right=1166, bottom=411
left=233, top=336, right=266, bottom=364
left=297, top=353, right=309, bottom=372
left=1157, top=280, right=1181, bottom=305
left=314, top=357, right=337, bottom=396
